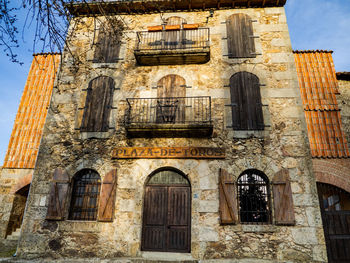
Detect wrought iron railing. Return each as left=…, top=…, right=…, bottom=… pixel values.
left=125, top=96, right=212, bottom=125
left=135, top=28, right=210, bottom=51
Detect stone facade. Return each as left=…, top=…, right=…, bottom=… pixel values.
left=338, top=78, right=350, bottom=147
left=14, top=4, right=326, bottom=262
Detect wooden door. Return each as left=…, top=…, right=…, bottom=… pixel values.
left=317, top=183, right=350, bottom=263
left=157, top=75, right=186, bottom=123
left=142, top=171, right=191, bottom=252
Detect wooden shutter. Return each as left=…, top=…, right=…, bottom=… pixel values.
left=94, top=26, right=121, bottom=63
left=81, top=76, right=115, bottom=132
left=157, top=75, right=186, bottom=123
left=272, top=169, right=295, bottom=225
left=219, top=168, right=238, bottom=224
left=46, top=168, right=70, bottom=220
left=98, top=169, right=117, bottom=222
left=226, top=14, right=256, bottom=58
left=229, top=72, right=264, bottom=130
left=165, top=16, right=187, bottom=25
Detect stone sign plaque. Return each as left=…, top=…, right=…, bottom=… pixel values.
left=112, top=147, right=225, bottom=159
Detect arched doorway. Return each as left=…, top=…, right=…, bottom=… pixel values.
left=317, top=182, right=350, bottom=262
left=6, top=184, right=30, bottom=238
left=141, top=168, right=191, bottom=252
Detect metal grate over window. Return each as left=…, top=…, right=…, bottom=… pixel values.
left=69, top=169, right=101, bottom=221
left=237, top=170, right=271, bottom=223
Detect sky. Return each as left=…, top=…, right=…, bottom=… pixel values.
left=0, top=0, right=350, bottom=165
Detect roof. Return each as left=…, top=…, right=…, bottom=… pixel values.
left=294, top=50, right=350, bottom=158
left=3, top=54, right=61, bottom=169
left=66, top=0, right=286, bottom=16
left=337, top=72, right=350, bottom=81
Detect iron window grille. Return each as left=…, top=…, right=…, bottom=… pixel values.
left=237, top=170, right=271, bottom=224
left=69, top=169, right=101, bottom=221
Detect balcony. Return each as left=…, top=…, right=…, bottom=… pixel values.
left=124, top=96, right=213, bottom=137
left=134, top=28, right=210, bottom=65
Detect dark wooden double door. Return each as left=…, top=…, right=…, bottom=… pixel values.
left=142, top=185, right=191, bottom=252
left=317, top=183, right=350, bottom=263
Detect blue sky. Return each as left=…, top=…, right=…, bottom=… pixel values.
left=0, top=0, right=350, bottom=165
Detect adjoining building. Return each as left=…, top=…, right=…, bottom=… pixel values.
left=1, top=1, right=349, bottom=262
left=294, top=50, right=350, bottom=263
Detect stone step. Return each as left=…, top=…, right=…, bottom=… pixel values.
left=6, top=229, right=21, bottom=240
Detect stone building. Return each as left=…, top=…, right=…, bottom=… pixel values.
left=0, top=54, right=60, bottom=244
left=0, top=0, right=340, bottom=262
left=294, top=51, right=350, bottom=263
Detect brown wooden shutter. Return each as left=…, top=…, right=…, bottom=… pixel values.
left=165, top=16, right=187, bottom=25
left=226, top=14, right=256, bottom=58
left=219, top=168, right=238, bottom=224
left=81, top=76, right=115, bottom=132
left=229, top=72, right=264, bottom=130
left=98, top=169, right=117, bottom=222
left=272, top=169, right=295, bottom=225
left=46, top=168, right=70, bottom=220
left=94, top=26, right=121, bottom=63
left=157, top=75, right=186, bottom=123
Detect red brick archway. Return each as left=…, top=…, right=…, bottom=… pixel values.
left=11, top=173, right=32, bottom=194
left=313, top=159, right=350, bottom=193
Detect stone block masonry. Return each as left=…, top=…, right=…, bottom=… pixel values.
left=13, top=5, right=327, bottom=263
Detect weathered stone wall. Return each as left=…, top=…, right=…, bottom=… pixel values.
left=337, top=79, right=350, bottom=147
left=16, top=7, right=327, bottom=262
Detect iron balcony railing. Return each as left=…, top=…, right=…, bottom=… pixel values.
left=135, top=28, right=210, bottom=51
left=125, top=96, right=212, bottom=125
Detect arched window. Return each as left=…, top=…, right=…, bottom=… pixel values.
left=69, top=169, right=101, bottom=221
left=80, top=76, right=115, bottom=132
left=229, top=72, right=264, bottom=130
left=165, top=16, right=187, bottom=25
left=237, top=169, right=270, bottom=223
left=156, top=74, right=186, bottom=123
left=226, top=14, right=256, bottom=58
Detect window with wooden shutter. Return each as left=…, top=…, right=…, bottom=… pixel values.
left=69, top=169, right=101, bottom=221
left=165, top=16, right=187, bottom=26
left=229, top=72, right=264, bottom=130
left=80, top=76, right=115, bottom=132
left=219, top=169, right=238, bottom=224
left=93, top=24, right=121, bottom=63
left=237, top=169, right=271, bottom=223
left=272, top=169, right=295, bottom=225
left=46, top=168, right=70, bottom=220
left=98, top=169, right=117, bottom=222
left=156, top=74, right=186, bottom=123
left=226, top=14, right=256, bottom=58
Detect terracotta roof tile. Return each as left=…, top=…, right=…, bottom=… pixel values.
left=3, top=54, right=60, bottom=168
left=294, top=51, right=349, bottom=158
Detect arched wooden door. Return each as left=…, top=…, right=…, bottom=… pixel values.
left=142, top=169, right=191, bottom=252
left=156, top=75, right=186, bottom=123
left=317, top=183, right=350, bottom=262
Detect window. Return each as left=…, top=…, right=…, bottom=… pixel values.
left=165, top=16, right=187, bottom=25
left=156, top=74, right=186, bottom=123
left=226, top=13, right=256, bottom=58
left=69, top=169, right=101, bottom=221
left=93, top=23, right=121, bottom=63
left=80, top=76, right=115, bottom=132
left=229, top=72, right=264, bottom=130
left=237, top=169, right=270, bottom=223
